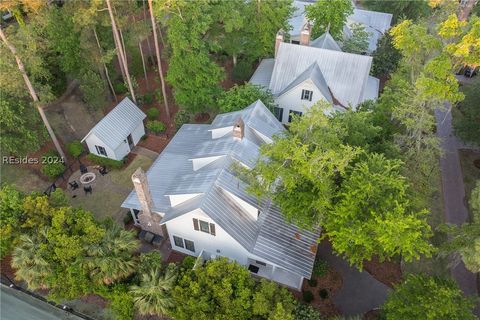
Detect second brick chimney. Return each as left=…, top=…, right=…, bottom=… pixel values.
left=300, top=23, right=311, bottom=46
left=233, top=117, right=245, bottom=140
left=275, top=29, right=284, bottom=57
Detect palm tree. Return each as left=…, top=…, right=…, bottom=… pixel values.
left=11, top=234, right=50, bottom=290
left=84, top=223, right=139, bottom=285
left=130, top=265, right=177, bottom=316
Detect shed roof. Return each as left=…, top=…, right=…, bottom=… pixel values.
left=81, top=97, right=146, bottom=148
left=121, top=100, right=319, bottom=278
left=270, top=42, right=372, bottom=107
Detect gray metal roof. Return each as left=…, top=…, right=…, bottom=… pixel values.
left=81, top=97, right=146, bottom=148
left=270, top=42, right=372, bottom=107
left=310, top=32, right=342, bottom=52
left=362, top=76, right=380, bottom=102
left=348, top=9, right=393, bottom=52
left=276, top=62, right=333, bottom=104
left=289, top=1, right=310, bottom=37
left=249, top=58, right=275, bottom=88
left=121, top=100, right=319, bottom=278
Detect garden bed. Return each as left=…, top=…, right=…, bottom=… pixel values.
left=363, top=256, right=403, bottom=288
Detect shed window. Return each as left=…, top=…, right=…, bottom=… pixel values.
left=173, top=235, right=184, bottom=248
left=95, top=145, right=107, bottom=156
left=288, top=110, right=303, bottom=123
left=301, top=89, right=313, bottom=101
left=273, top=107, right=283, bottom=122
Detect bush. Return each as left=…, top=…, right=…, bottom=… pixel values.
left=155, top=88, right=163, bottom=103
left=146, top=107, right=160, bottom=120
left=113, top=82, right=127, bottom=94
left=146, top=120, right=166, bottom=134
left=312, top=259, right=328, bottom=277
left=174, top=109, right=190, bottom=129
left=181, top=256, right=196, bottom=270
left=123, top=211, right=133, bottom=225
left=294, top=304, right=321, bottom=320
left=66, top=140, right=84, bottom=158
left=307, top=278, right=318, bottom=287
left=144, top=92, right=153, bottom=105
left=49, top=189, right=69, bottom=207
left=302, top=290, right=314, bottom=303
left=86, top=153, right=124, bottom=169
left=41, top=150, right=65, bottom=178
left=319, top=288, right=329, bottom=300
left=232, top=60, right=254, bottom=82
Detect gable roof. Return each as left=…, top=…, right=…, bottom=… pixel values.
left=121, top=100, right=319, bottom=278
left=310, top=32, right=342, bottom=51
left=249, top=58, right=275, bottom=88
left=81, top=97, right=146, bottom=148
left=347, top=9, right=393, bottom=52
left=270, top=42, right=372, bottom=107
left=276, top=62, right=333, bottom=103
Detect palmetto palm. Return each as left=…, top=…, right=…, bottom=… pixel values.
left=130, top=266, right=177, bottom=316
left=11, top=234, right=50, bottom=290
left=84, top=223, right=139, bottom=285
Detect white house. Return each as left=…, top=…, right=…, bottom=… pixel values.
left=288, top=1, right=392, bottom=53
left=249, top=37, right=379, bottom=124
left=121, top=101, right=320, bottom=290
left=81, top=97, right=146, bottom=161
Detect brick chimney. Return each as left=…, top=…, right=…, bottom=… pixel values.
left=233, top=117, right=245, bottom=140
left=275, top=29, right=284, bottom=57
left=300, top=23, right=311, bottom=46
left=132, top=167, right=163, bottom=235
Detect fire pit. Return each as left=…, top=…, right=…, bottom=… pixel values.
left=79, top=172, right=96, bottom=185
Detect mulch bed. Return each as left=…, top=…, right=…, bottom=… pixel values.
left=291, top=267, right=342, bottom=318
left=166, top=251, right=189, bottom=264
left=1, top=255, right=17, bottom=283
left=364, top=309, right=382, bottom=320
left=363, top=256, right=403, bottom=288
left=194, top=112, right=211, bottom=123
left=137, top=134, right=171, bottom=154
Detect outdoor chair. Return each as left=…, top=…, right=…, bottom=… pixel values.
left=84, top=185, right=92, bottom=195
left=69, top=181, right=79, bottom=190
left=99, top=166, right=108, bottom=176
left=80, top=164, right=88, bottom=174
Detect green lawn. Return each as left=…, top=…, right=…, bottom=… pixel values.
left=0, top=164, right=49, bottom=193
left=68, top=155, right=153, bottom=224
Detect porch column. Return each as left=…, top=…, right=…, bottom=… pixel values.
left=130, top=208, right=139, bottom=225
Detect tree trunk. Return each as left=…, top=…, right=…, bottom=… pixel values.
left=133, top=16, right=149, bottom=89
left=142, top=0, right=153, bottom=59
left=0, top=28, right=67, bottom=162
left=148, top=0, right=170, bottom=118
left=93, top=27, right=116, bottom=102
left=233, top=54, right=237, bottom=66
left=106, top=0, right=136, bottom=103
left=459, top=0, right=476, bottom=21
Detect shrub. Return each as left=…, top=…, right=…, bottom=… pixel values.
left=217, top=83, right=276, bottom=113
left=302, top=290, right=314, bottom=303
left=49, top=189, right=69, bottom=207
left=155, top=88, right=163, bottom=103
left=123, top=211, right=133, bottom=225
left=66, top=140, right=84, bottom=158
left=174, top=109, right=190, bottom=129
left=308, top=278, right=318, bottom=287
left=144, top=92, right=154, bottom=105
left=294, top=304, right=321, bottom=320
left=181, top=256, right=196, bottom=270
left=113, top=82, right=127, bottom=94
left=146, top=120, right=166, bottom=134
left=41, top=150, right=65, bottom=178
left=319, top=288, right=329, bottom=300
left=146, top=107, right=160, bottom=120
left=86, top=153, right=124, bottom=169
left=312, top=259, right=328, bottom=277
left=232, top=59, right=254, bottom=82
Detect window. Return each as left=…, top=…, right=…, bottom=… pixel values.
left=301, top=89, right=313, bottom=101
left=273, top=107, right=283, bottom=122
left=193, top=218, right=216, bottom=236
left=255, top=260, right=267, bottom=266
left=288, top=110, right=303, bottom=123
left=248, top=265, right=260, bottom=273
left=291, top=40, right=300, bottom=44
left=184, top=239, right=195, bottom=252
left=173, top=235, right=184, bottom=248
left=95, top=145, right=107, bottom=156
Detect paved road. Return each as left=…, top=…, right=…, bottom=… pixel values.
left=0, top=285, right=82, bottom=320
left=318, top=241, right=390, bottom=316
left=435, top=106, right=480, bottom=315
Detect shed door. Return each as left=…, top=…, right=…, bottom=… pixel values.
left=127, top=134, right=134, bottom=150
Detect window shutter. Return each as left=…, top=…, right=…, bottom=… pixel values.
left=210, top=223, right=216, bottom=236
left=301, top=89, right=305, bottom=99
left=193, top=218, right=199, bottom=231
left=309, top=91, right=312, bottom=101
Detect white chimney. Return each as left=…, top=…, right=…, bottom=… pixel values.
left=275, top=29, right=284, bottom=57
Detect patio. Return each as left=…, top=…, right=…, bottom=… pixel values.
left=66, top=154, right=153, bottom=224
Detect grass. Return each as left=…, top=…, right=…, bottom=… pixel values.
left=68, top=155, right=153, bottom=224
left=459, top=149, right=480, bottom=216
left=0, top=164, right=49, bottom=193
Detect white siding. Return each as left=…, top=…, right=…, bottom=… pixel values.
left=131, top=122, right=145, bottom=145
left=84, top=133, right=117, bottom=160
left=275, top=80, right=327, bottom=124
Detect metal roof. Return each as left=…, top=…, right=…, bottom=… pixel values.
left=121, top=100, right=319, bottom=278
left=270, top=42, right=372, bottom=107
left=310, top=32, right=342, bottom=51
left=249, top=58, right=275, bottom=88
left=289, top=1, right=310, bottom=37
left=81, top=97, right=146, bottom=148
left=347, top=9, right=393, bottom=52
left=362, top=76, right=380, bottom=102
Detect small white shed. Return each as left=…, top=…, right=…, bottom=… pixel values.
left=82, top=97, right=146, bottom=161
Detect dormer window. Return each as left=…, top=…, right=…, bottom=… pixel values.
left=301, top=89, right=313, bottom=101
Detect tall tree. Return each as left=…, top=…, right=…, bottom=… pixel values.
left=0, top=27, right=66, bottom=161
left=305, top=0, right=354, bottom=39
left=342, top=23, right=370, bottom=54
left=217, top=84, right=276, bottom=113
left=105, top=0, right=136, bottom=103
left=364, top=0, right=431, bottom=23
left=148, top=0, right=169, bottom=118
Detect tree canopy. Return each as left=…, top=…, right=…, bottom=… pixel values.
left=305, top=0, right=353, bottom=39
left=217, top=83, right=275, bottom=113
left=342, top=23, right=370, bottom=54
